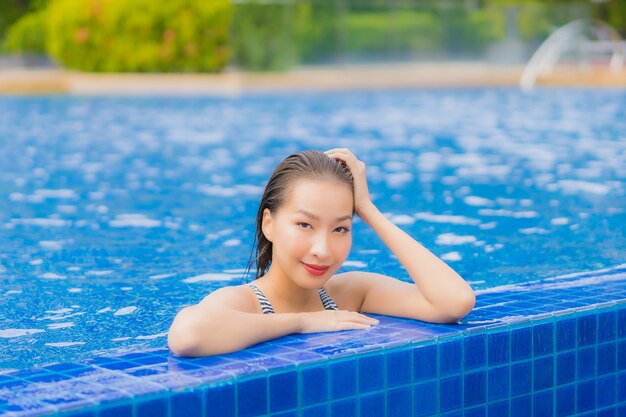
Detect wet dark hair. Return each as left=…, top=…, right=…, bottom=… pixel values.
left=243, top=150, right=354, bottom=282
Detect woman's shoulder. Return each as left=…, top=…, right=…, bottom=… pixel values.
left=325, top=272, right=367, bottom=312
left=199, top=283, right=262, bottom=314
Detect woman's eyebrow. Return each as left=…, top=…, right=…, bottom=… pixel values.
left=296, top=209, right=352, bottom=222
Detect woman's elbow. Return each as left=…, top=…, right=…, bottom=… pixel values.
left=167, top=308, right=201, bottom=356
left=452, top=293, right=476, bottom=321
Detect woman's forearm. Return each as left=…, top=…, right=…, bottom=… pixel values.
left=358, top=201, right=475, bottom=315
left=168, top=306, right=301, bottom=357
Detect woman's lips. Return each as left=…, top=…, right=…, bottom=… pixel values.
left=301, top=262, right=330, bottom=276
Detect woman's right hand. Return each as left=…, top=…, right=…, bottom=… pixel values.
left=298, top=310, right=380, bottom=334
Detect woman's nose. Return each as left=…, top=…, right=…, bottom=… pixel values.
left=310, top=233, right=331, bottom=258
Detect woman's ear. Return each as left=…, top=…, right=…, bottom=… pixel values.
left=261, top=208, right=273, bottom=242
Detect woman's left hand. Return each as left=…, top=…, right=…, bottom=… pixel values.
left=324, top=148, right=372, bottom=216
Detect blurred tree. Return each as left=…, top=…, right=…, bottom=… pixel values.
left=44, top=0, right=232, bottom=72
left=593, top=0, right=626, bottom=35
left=4, top=9, right=46, bottom=53
left=231, top=0, right=312, bottom=71
left=0, top=0, right=30, bottom=46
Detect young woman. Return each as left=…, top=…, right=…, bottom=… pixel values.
left=168, top=148, right=475, bottom=357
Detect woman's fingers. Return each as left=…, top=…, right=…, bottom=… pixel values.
left=339, top=310, right=379, bottom=325
left=325, top=150, right=361, bottom=172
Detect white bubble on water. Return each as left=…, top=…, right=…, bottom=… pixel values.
left=114, top=306, right=137, bottom=316
left=0, top=328, right=45, bottom=338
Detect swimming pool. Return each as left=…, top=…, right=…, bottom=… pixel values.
left=0, top=88, right=624, bottom=416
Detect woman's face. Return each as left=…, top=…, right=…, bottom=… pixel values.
left=262, top=178, right=353, bottom=288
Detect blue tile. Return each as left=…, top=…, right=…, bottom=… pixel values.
left=597, top=374, right=617, bottom=408
left=171, top=389, right=203, bottom=417
left=598, top=311, right=616, bottom=342
left=576, top=380, right=596, bottom=413
left=510, top=394, right=531, bottom=417
left=577, top=347, right=595, bottom=379
left=598, top=343, right=617, bottom=375
left=238, top=376, right=267, bottom=417
left=302, top=404, right=328, bottom=417
left=597, top=409, right=616, bottom=417
left=358, top=353, right=384, bottom=393
left=556, top=384, right=575, bottom=417
left=329, top=360, right=356, bottom=399
left=330, top=397, right=356, bottom=417
left=556, top=352, right=575, bottom=385
left=439, top=376, right=461, bottom=413
left=95, top=359, right=141, bottom=371
left=273, top=412, right=297, bottom=417
left=534, top=357, right=554, bottom=390
left=136, top=396, right=167, bottom=417
left=577, top=315, right=597, bottom=346
left=205, top=383, right=235, bottom=417
left=414, top=344, right=437, bottom=381
left=440, top=340, right=462, bottom=376
left=440, top=411, right=462, bottom=417
left=487, top=400, right=508, bottom=417
left=510, top=362, right=532, bottom=396
left=511, top=327, right=532, bottom=360
left=414, top=381, right=437, bottom=417
left=24, top=371, right=70, bottom=384
left=617, top=309, right=626, bottom=338
left=99, top=401, right=133, bottom=417
left=487, top=365, right=509, bottom=401
left=60, top=410, right=97, bottom=417
left=269, top=371, right=297, bottom=413
left=463, top=334, right=486, bottom=370
left=301, top=366, right=328, bottom=406
left=386, top=349, right=411, bottom=387
left=359, top=392, right=384, bottom=417
left=464, top=371, right=486, bottom=407
left=618, top=340, right=626, bottom=371
left=533, top=322, right=553, bottom=356
left=533, top=390, right=553, bottom=416
left=42, top=362, right=86, bottom=374
left=464, top=405, right=486, bottom=417
left=556, top=319, right=576, bottom=351
left=618, top=370, right=626, bottom=402
left=387, top=386, right=411, bottom=417
left=488, top=332, right=509, bottom=365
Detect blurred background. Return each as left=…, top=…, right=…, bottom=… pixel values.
left=0, top=0, right=624, bottom=83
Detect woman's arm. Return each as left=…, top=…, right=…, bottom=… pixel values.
left=325, top=148, right=475, bottom=319
left=358, top=201, right=475, bottom=317
left=168, top=304, right=301, bottom=357
left=167, top=286, right=379, bottom=357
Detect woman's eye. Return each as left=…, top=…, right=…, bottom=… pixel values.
left=336, top=226, right=350, bottom=233
left=297, top=222, right=311, bottom=229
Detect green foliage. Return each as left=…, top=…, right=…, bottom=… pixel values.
left=0, top=0, right=31, bottom=45
left=4, top=10, right=47, bottom=53
left=342, top=10, right=442, bottom=57
left=231, top=1, right=311, bottom=71
left=439, top=6, right=506, bottom=55
left=45, top=0, right=232, bottom=72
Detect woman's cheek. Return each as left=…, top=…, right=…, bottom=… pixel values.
left=338, top=234, right=352, bottom=259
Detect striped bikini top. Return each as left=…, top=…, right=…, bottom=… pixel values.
left=246, top=283, right=339, bottom=314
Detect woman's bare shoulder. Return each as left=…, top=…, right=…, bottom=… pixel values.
left=197, top=283, right=261, bottom=314
left=325, top=272, right=367, bottom=312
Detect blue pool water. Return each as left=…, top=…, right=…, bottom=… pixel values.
left=0, top=88, right=625, bottom=416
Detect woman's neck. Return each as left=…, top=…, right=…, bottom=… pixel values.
left=257, top=264, right=322, bottom=312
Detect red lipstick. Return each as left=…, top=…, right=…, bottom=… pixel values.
left=301, top=262, right=330, bottom=276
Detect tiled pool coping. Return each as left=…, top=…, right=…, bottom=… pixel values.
left=1, top=265, right=625, bottom=416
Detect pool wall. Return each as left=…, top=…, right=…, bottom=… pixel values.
left=1, top=266, right=625, bottom=417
